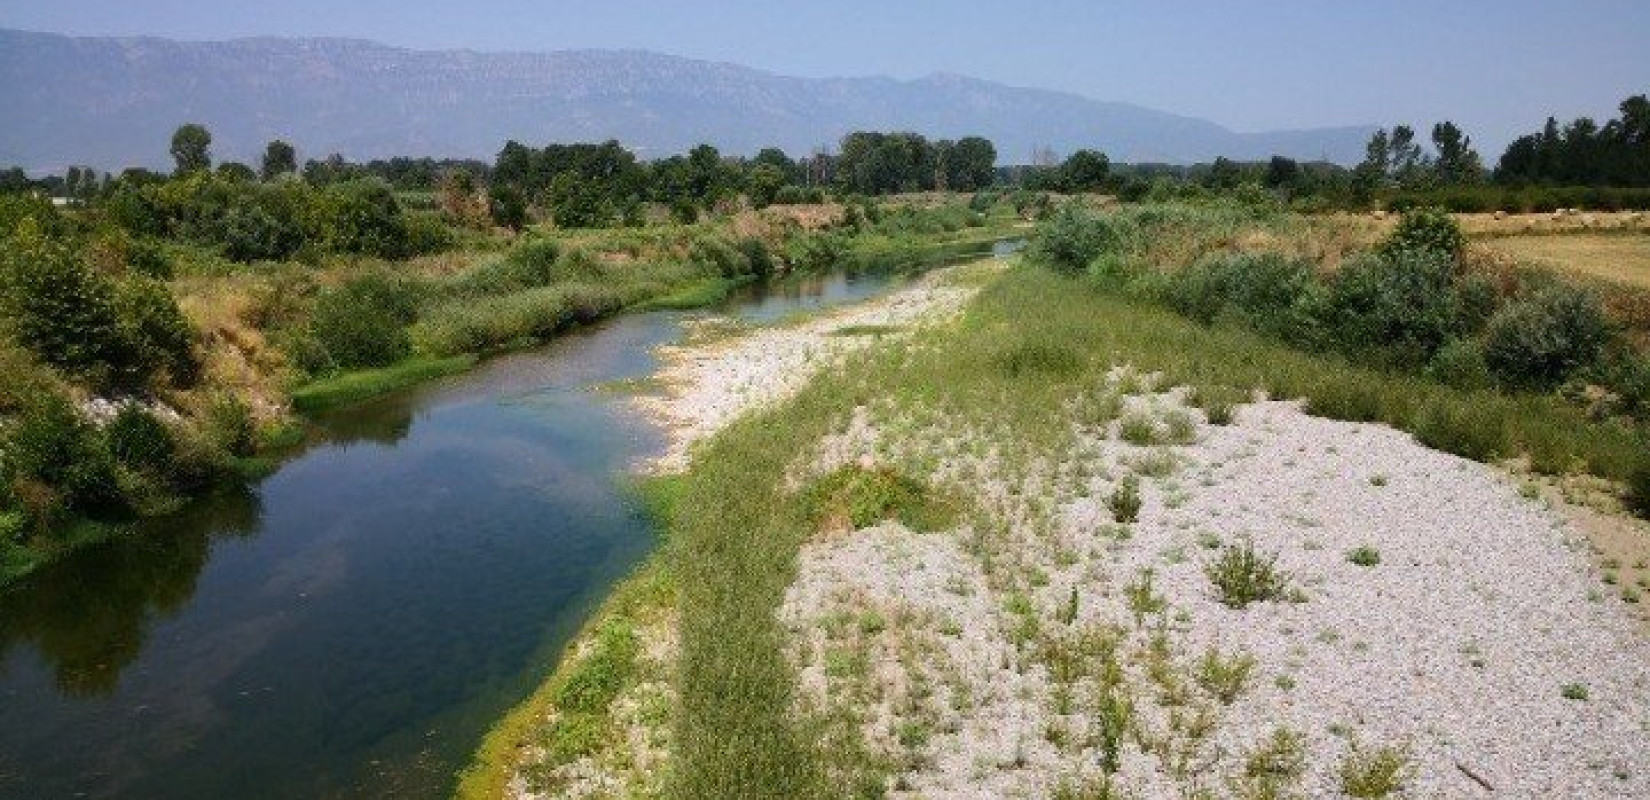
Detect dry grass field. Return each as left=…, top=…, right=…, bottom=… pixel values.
left=1482, top=232, right=1650, bottom=290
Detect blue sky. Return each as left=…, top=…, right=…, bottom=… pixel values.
left=4, top=0, right=1647, bottom=153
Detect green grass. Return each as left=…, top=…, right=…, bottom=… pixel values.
left=0, top=519, right=129, bottom=588
left=289, top=354, right=477, bottom=413
left=635, top=275, right=757, bottom=311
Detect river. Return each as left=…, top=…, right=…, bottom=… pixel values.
left=0, top=242, right=1019, bottom=799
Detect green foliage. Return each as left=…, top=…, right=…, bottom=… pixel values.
left=170, top=123, right=212, bottom=174
left=0, top=224, right=126, bottom=384
left=1379, top=207, right=1466, bottom=261
left=1167, top=252, right=1318, bottom=339
left=1339, top=741, right=1412, bottom=798
left=1, top=392, right=122, bottom=525
left=310, top=274, right=421, bottom=370
left=1625, top=458, right=1650, bottom=520
left=1108, top=475, right=1142, bottom=523
left=112, top=275, right=197, bottom=386
left=802, top=464, right=954, bottom=533
left=1347, top=546, right=1381, bottom=567
left=1425, top=338, right=1492, bottom=391
left=553, top=621, right=640, bottom=714
left=1482, top=284, right=1612, bottom=390
left=1195, top=647, right=1256, bottom=704
left=105, top=405, right=177, bottom=469
left=1029, top=205, right=1138, bottom=273
left=1324, top=250, right=1461, bottom=368
left=201, top=391, right=256, bottom=458
left=1206, top=542, right=1289, bottom=609
left=1413, top=399, right=1506, bottom=462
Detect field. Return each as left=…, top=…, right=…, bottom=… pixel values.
left=1483, top=231, right=1650, bottom=289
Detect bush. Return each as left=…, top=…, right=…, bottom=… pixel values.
left=1324, top=250, right=1461, bottom=368
left=1482, top=285, right=1612, bottom=390
left=113, top=275, right=197, bottom=387
left=1030, top=205, right=1137, bottom=273
left=1413, top=400, right=1505, bottom=462
left=310, top=274, right=420, bottom=369
left=1425, top=339, right=1492, bottom=391
left=1379, top=207, right=1465, bottom=262
left=2, top=393, right=122, bottom=520
left=1167, top=252, right=1317, bottom=338
left=1625, top=458, right=1650, bottom=520
left=1205, top=542, right=1289, bottom=608
left=219, top=195, right=303, bottom=262
left=105, top=405, right=177, bottom=469
left=0, top=223, right=128, bottom=384
left=1109, top=475, right=1142, bottom=523
left=201, top=392, right=256, bottom=457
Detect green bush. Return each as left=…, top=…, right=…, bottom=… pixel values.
left=219, top=194, right=303, bottom=262
left=201, top=392, right=256, bottom=457
left=1626, top=459, right=1650, bottom=520
left=310, top=274, right=421, bottom=369
left=105, top=405, right=177, bottom=469
left=1413, top=400, right=1505, bottom=462
left=1379, top=207, right=1465, bottom=261
left=113, top=275, right=197, bottom=387
left=1030, top=205, right=1138, bottom=273
left=0, top=224, right=128, bottom=384
left=1324, top=250, right=1461, bottom=368
left=1425, top=339, right=1492, bottom=391
left=1483, top=285, right=1611, bottom=390
left=1167, top=252, right=1318, bottom=338
left=2, top=392, right=122, bottom=520
left=1205, top=542, right=1289, bottom=609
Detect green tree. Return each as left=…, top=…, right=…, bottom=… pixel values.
left=260, top=140, right=297, bottom=180
left=1061, top=149, right=1111, bottom=192
left=488, top=183, right=529, bottom=231
left=1264, top=156, right=1301, bottom=189
left=169, top=123, right=213, bottom=175
left=1430, top=121, right=1483, bottom=185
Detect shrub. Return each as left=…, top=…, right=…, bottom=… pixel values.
left=1379, top=207, right=1465, bottom=262
left=1324, top=250, right=1461, bottom=368
left=1195, top=647, right=1256, bottom=704
left=1625, top=458, right=1650, bottom=520
left=1109, top=475, right=1142, bottom=523
left=1413, top=400, right=1505, bottom=462
left=2, top=393, right=122, bottom=519
left=0, top=223, right=127, bottom=384
left=201, top=392, right=256, bottom=458
left=105, top=405, right=177, bottom=469
left=112, top=275, right=197, bottom=387
left=802, top=464, right=954, bottom=533
left=310, top=274, right=420, bottom=369
left=1425, top=339, right=1492, bottom=391
left=1347, top=546, right=1381, bottom=567
left=1482, top=285, right=1612, bottom=390
left=219, top=195, right=303, bottom=262
left=1167, top=252, right=1316, bottom=337
left=316, top=180, right=409, bottom=258
left=1206, top=542, right=1288, bottom=608
left=1339, top=742, right=1412, bottom=798
left=1031, top=205, right=1137, bottom=273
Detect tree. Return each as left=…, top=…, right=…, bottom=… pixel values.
left=169, top=124, right=213, bottom=175
left=1388, top=125, right=1429, bottom=188
left=1206, top=157, right=1243, bottom=190
left=488, top=184, right=528, bottom=231
left=1264, top=156, right=1301, bottom=189
left=1429, top=121, right=1483, bottom=185
left=260, top=140, right=297, bottom=180
left=949, top=136, right=997, bottom=191
left=1060, top=149, right=1110, bottom=192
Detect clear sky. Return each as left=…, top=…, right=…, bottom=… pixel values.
left=4, top=0, right=1647, bottom=154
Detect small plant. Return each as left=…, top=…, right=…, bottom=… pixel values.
left=1339, top=741, right=1413, bottom=798
left=1347, top=546, right=1381, bottom=567
left=1057, top=586, right=1080, bottom=625
left=1195, top=646, right=1256, bottom=704
left=1094, top=688, right=1133, bottom=774
left=1118, top=412, right=1161, bottom=445
left=1163, top=409, right=1198, bottom=444
left=1237, top=727, right=1307, bottom=797
left=1206, top=542, right=1289, bottom=609
left=1109, top=475, right=1142, bottom=523
left=1125, top=568, right=1166, bottom=618
left=1368, top=474, right=1388, bottom=487
left=1561, top=682, right=1590, bottom=701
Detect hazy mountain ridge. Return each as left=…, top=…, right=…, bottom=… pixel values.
left=0, top=28, right=1375, bottom=172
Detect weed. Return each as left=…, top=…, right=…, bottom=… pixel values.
left=1109, top=475, right=1142, bottom=524
left=1347, top=546, right=1382, bottom=567
left=1206, top=542, right=1289, bottom=608
left=1339, top=741, right=1412, bottom=798
left=1561, top=682, right=1590, bottom=701
left=1125, top=569, right=1167, bottom=618
left=1195, top=647, right=1256, bottom=704
left=1119, top=411, right=1162, bottom=445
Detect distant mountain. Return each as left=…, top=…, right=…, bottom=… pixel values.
left=0, top=28, right=1375, bottom=173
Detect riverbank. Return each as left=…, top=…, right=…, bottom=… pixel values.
left=472, top=259, right=1650, bottom=798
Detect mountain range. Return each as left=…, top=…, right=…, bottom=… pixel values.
left=0, top=28, right=1376, bottom=173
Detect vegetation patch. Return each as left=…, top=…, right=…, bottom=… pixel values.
left=289, top=354, right=476, bottom=413
left=801, top=464, right=957, bottom=535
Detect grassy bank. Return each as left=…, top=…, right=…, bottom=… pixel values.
left=289, top=354, right=478, bottom=413
left=467, top=245, right=1650, bottom=795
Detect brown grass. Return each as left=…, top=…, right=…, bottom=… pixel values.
left=1481, top=232, right=1650, bottom=290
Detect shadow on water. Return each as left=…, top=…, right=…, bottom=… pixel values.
left=0, top=245, right=1018, bottom=799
